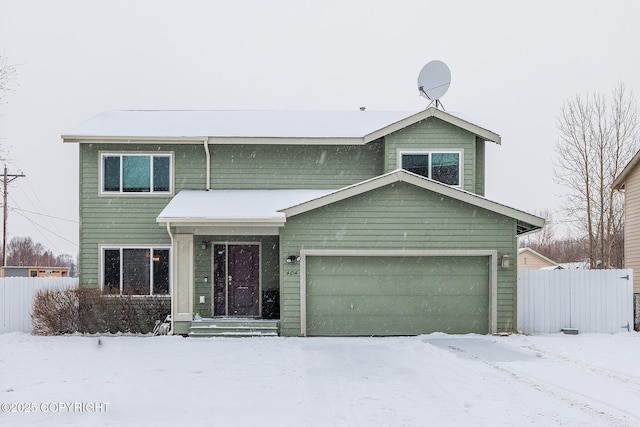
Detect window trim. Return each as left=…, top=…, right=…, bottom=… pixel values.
left=99, top=151, right=174, bottom=196
left=397, top=149, right=463, bottom=187
left=100, top=245, right=172, bottom=296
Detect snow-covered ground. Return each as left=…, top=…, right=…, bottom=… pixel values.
left=1, top=332, right=640, bottom=426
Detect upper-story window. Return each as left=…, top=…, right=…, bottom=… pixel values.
left=399, top=150, right=461, bottom=186
left=101, top=153, right=172, bottom=194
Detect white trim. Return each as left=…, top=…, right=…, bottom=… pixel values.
left=63, top=108, right=501, bottom=145
left=299, top=249, right=498, bottom=336
left=208, top=137, right=364, bottom=145
left=98, top=151, right=174, bottom=196
left=364, top=108, right=501, bottom=145
left=172, top=225, right=281, bottom=236
left=397, top=149, right=463, bottom=188
left=64, top=136, right=208, bottom=144
left=66, top=136, right=365, bottom=145
left=99, top=244, right=172, bottom=295
left=281, top=169, right=545, bottom=234
left=157, top=217, right=285, bottom=225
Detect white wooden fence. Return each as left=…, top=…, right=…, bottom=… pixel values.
left=0, top=277, right=78, bottom=333
left=518, top=269, right=633, bottom=334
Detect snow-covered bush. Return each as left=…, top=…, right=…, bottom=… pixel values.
left=32, top=287, right=170, bottom=335
left=31, top=287, right=79, bottom=335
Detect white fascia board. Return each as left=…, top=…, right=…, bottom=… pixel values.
left=364, top=108, right=501, bottom=144
left=62, top=136, right=207, bottom=144
left=175, top=226, right=280, bottom=236
left=207, top=137, right=365, bottom=145
left=283, top=169, right=544, bottom=230
left=613, top=149, right=640, bottom=190
left=156, top=217, right=285, bottom=226
left=398, top=172, right=544, bottom=227
left=62, top=135, right=366, bottom=146
left=282, top=172, right=401, bottom=217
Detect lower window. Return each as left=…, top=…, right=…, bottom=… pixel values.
left=103, top=247, right=170, bottom=295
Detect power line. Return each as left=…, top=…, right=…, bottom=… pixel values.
left=9, top=207, right=78, bottom=223
left=10, top=208, right=77, bottom=249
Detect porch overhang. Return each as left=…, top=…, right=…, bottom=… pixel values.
left=156, top=189, right=334, bottom=234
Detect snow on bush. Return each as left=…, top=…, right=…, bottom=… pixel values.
left=31, top=288, right=170, bottom=335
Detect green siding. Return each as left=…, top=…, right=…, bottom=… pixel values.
left=78, top=143, right=205, bottom=288
left=306, top=256, right=489, bottom=336
left=279, top=182, right=517, bottom=336
left=384, top=117, right=479, bottom=192
left=209, top=143, right=384, bottom=189
left=78, top=118, right=500, bottom=329
left=79, top=142, right=384, bottom=287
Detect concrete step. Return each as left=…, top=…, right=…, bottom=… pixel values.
left=188, top=318, right=279, bottom=337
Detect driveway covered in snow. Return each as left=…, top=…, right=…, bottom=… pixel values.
left=1, top=332, right=639, bottom=426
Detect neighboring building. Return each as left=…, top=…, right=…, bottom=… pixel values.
left=1, top=266, right=70, bottom=278
left=518, top=248, right=560, bottom=270
left=62, top=108, right=544, bottom=336
left=613, top=150, right=640, bottom=292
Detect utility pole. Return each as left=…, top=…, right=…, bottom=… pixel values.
left=2, top=165, right=25, bottom=266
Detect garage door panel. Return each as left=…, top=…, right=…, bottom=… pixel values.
left=306, top=255, right=489, bottom=336
left=308, top=295, right=487, bottom=315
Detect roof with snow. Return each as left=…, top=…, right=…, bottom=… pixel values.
left=62, top=108, right=501, bottom=145
left=157, top=170, right=543, bottom=235
left=157, top=189, right=335, bottom=225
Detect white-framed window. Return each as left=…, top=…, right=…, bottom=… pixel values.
left=102, top=246, right=171, bottom=295
left=100, top=152, right=173, bottom=194
left=399, top=150, right=462, bottom=186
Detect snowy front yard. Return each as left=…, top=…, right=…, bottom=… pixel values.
left=1, top=332, right=640, bottom=426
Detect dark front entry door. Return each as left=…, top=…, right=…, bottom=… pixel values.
left=213, top=244, right=260, bottom=317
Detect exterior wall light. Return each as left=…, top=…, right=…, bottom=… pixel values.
left=501, top=254, right=511, bottom=269
left=286, top=255, right=301, bottom=263
left=201, top=241, right=208, bottom=250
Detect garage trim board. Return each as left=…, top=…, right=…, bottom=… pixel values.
left=299, top=249, right=498, bottom=336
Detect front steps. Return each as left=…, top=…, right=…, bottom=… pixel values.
left=188, top=318, right=279, bottom=337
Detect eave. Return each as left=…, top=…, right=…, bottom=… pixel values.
left=282, top=169, right=543, bottom=235
left=364, top=108, right=501, bottom=145
left=613, top=149, right=640, bottom=190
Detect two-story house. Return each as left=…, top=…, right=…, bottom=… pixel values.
left=62, top=108, right=544, bottom=336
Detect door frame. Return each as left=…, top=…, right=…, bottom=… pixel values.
left=299, top=248, right=498, bottom=336
left=211, top=241, right=262, bottom=317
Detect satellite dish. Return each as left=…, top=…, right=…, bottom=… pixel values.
left=417, top=60, right=451, bottom=110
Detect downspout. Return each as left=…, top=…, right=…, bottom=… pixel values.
left=166, top=221, right=175, bottom=334
left=203, top=138, right=211, bottom=191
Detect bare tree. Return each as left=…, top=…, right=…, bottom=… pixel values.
left=0, top=54, right=16, bottom=103
left=5, top=236, right=76, bottom=271
left=555, top=83, right=639, bottom=268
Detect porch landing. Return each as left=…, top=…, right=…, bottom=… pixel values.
left=188, top=318, right=279, bottom=337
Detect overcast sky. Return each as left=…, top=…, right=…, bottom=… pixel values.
left=1, top=0, right=639, bottom=256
